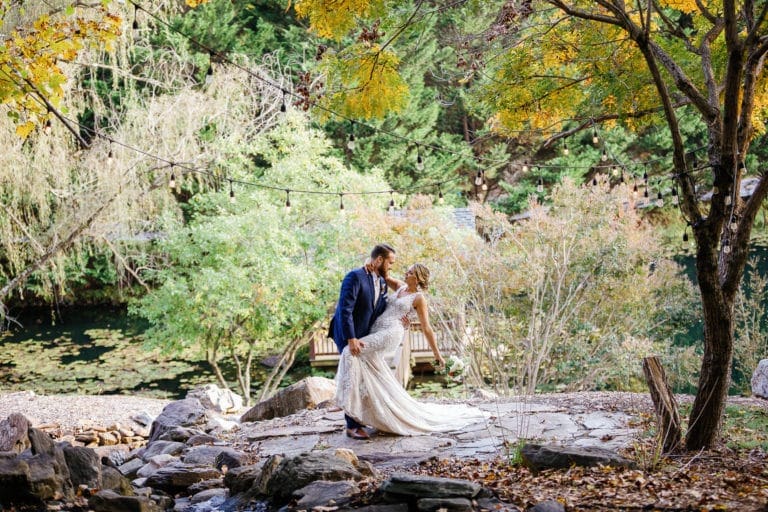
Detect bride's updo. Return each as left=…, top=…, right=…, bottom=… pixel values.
left=412, top=263, right=430, bottom=290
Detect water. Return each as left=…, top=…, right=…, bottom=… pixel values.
left=0, top=306, right=216, bottom=398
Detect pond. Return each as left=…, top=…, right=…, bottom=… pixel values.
left=0, top=306, right=224, bottom=398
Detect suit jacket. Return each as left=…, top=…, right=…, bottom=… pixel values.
left=328, top=267, right=387, bottom=353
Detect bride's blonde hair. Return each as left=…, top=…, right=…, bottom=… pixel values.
left=411, top=263, right=430, bottom=290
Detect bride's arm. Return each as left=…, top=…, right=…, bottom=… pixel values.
left=413, top=295, right=445, bottom=367
left=384, top=274, right=405, bottom=291
left=364, top=257, right=405, bottom=291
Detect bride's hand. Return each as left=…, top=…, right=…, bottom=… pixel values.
left=433, top=354, right=445, bottom=369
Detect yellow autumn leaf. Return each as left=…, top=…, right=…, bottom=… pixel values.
left=15, top=121, right=35, bottom=139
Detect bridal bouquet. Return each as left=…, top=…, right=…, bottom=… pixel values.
left=435, top=354, right=466, bottom=382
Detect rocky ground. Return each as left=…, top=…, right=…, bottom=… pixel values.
left=0, top=386, right=766, bottom=511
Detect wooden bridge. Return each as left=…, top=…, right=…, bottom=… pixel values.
left=308, top=322, right=449, bottom=387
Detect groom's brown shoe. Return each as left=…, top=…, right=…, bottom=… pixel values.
left=345, top=427, right=370, bottom=440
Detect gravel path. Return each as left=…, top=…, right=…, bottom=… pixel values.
left=0, top=390, right=171, bottom=430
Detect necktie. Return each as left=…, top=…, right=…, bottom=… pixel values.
left=373, top=274, right=380, bottom=304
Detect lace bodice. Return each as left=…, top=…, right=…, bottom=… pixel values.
left=367, top=286, right=420, bottom=344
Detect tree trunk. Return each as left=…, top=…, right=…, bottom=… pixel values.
left=685, top=251, right=735, bottom=450
left=642, top=356, right=681, bottom=453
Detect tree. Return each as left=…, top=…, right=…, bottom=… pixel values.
left=291, top=0, right=768, bottom=451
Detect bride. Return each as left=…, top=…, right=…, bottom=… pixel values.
left=334, top=262, right=488, bottom=436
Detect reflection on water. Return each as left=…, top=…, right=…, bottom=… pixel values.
left=0, top=306, right=215, bottom=398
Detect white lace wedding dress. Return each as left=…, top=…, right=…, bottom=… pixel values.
left=334, top=286, right=488, bottom=435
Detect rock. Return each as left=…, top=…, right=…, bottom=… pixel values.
left=190, top=487, right=228, bottom=504
left=0, top=458, right=39, bottom=505
left=0, top=414, right=31, bottom=453
left=380, top=473, right=482, bottom=501
left=117, top=458, right=146, bottom=478
left=223, top=464, right=262, bottom=494
left=158, top=426, right=206, bottom=443
left=240, top=377, right=336, bottom=422
left=130, top=412, right=156, bottom=428
left=752, top=359, right=768, bottom=399
left=521, top=444, right=636, bottom=473
left=28, top=428, right=54, bottom=456
left=416, top=497, right=474, bottom=511
left=137, top=454, right=178, bottom=478
left=353, top=506, right=409, bottom=512
left=101, top=465, right=135, bottom=495
left=88, top=489, right=156, bottom=512
left=215, top=447, right=246, bottom=471
left=187, top=384, right=244, bottom=414
left=262, top=452, right=365, bottom=504
left=148, top=399, right=211, bottom=444
left=183, top=445, right=244, bottom=468
left=187, top=434, right=219, bottom=446
left=63, top=445, right=101, bottom=488
left=527, top=499, right=566, bottom=512
left=143, top=464, right=221, bottom=494
left=187, top=478, right=225, bottom=494
left=142, top=440, right=186, bottom=459
left=23, top=453, right=70, bottom=500
left=293, top=480, right=359, bottom=509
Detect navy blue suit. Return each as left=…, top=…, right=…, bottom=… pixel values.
left=328, top=266, right=387, bottom=428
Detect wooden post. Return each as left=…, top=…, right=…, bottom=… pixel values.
left=642, top=356, right=682, bottom=453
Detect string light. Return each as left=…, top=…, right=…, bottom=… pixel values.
left=169, top=167, right=176, bottom=188
left=132, top=4, right=139, bottom=31
left=739, top=161, right=747, bottom=174
left=347, top=123, right=356, bottom=150
left=601, top=149, right=608, bottom=162
left=339, top=193, right=345, bottom=214
left=107, top=146, right=114, bottom=165
left=730, top=220, right=738, bottom=231
left=592, top=176, right=598, bottom=186
left=522, top=161, right=529, bottom=173
left=229, top=180, right=235, bottom=203
left=537, top=176, right=544, bottom=193
left=438, top=187, right=444, bottom=205
left=205, top=60, right=214, bottom=85
left=43, top=118, right=52, bottom=135
left=388, top=191, right=395, bottom=213
left=416, top=149, right=424, bottom=171
left=656, top=190, right=664, bottom=208
left=643, top=187, right=649, bottom=199
left=632, top=182, right=638, bottom=198
left=722, top=238, right=731, bottom=254
left=724, top=194, right=732, bottom=206
left=474, top=170, right=483, bottom=186
left=592, top=127, right=599, bottom=145
left=683, top=230, right=689, bottom=242
left=671, top=187, right=679, bottom=205
left=280, top=91, right=287, bottom=113
left=563, top=141, right=569, bottom=156
left=285, top=189, right=291, bottom=213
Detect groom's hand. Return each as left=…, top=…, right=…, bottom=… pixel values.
left=400, top=315, right=410, bottom=330
left=348, top=338, right=364, bottom=356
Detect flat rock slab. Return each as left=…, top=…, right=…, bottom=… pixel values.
left=521, top=443, right=637, bottom=473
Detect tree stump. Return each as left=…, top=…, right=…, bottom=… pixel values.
left=642, top=356, right=682, bottom=453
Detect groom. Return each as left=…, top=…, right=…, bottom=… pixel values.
left=328, top=243, right=396, bottom=440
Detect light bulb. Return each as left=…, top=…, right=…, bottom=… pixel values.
left=416, top=153, right=424, bottom=171
left=730, top=221, right=738, bottom=231
left=712, top=186, right=719, bottom=195
left=601, top=150, right=608, bottom=162
left=347, top=133, right=356, bottom=151
left=522, top=162, right=529, bottom=173
left=724, top=195, right=732, bottom=206
left=285, top=191, right=291, bottom=213
left=481, top=182, right=488, bottom=191
left=592, top=129, right=599, bottom=144
left=563, top=143, right=569, bottom=156
left=43, top=119, right=52, bottom=135
left=229, top=190, right=235, bottom=204
left=672, top=188, right=679, bottom=205
left=632, top=184, right=638, bottom=198
left=107, top=149, right=114, bottom=165
left=683, top=232, right=689, bottom=242
left=438, top=190, right=444, bottom=204
left=169, top=173, right=176, bottom=189
left=205, top=66, right=214, bottom=85
left=537, top=178, right=544, bottom=193
left=611, top=166, right=619, bottom=177
left=339, top=195, right=345, bottom=215
left=474, top=171, right=483, bottom=186
left=723, top=241, right=731, bottom=254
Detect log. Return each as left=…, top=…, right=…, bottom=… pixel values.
left=642, top=356, right=682, bottom=453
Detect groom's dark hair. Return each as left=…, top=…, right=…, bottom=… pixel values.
left=371, top=243, right=395, bottom=259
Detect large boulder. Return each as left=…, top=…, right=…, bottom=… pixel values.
left=261, top=451, right=369, bottom=504
left=751, top=359, right=768, bottom=399
left=63, top=445, right=102, bottom=488
left=0, top=414, right=31, bottom=453
left=148, top=398, right=211, bottom=444
left=521, top=444, right=636, bottom=473
left=240, top=377, right=336, bottom=422
left=187, top=384, right=243, bottom=413
left=143, top=464, right=222, bottom=494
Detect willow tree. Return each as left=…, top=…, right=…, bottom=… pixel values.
left=292, top=0, right=768, bottom=451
